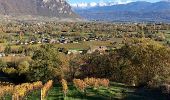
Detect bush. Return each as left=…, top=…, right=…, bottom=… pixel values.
left=61, top=79, right=68, bottom=97
left=0, top=60, right=7, bottom=69
left=73, top=79, right=87, bottom=92
left=17, top=61, right=29, bottom=75
left=41, top=80, right=53, bottom=99
left=160, top=84, right=170, bottom=94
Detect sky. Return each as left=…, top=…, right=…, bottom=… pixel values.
left=68, top=0, right=162, bottom=8
left=68, top=0, right=162, bottom=4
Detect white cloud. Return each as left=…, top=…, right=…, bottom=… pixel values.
left=71, top=2, right=109, bottom=8
left=77, top=3, right=88, bottom=8
left=70, top=0, right=133, bottom=8
left=90, top=2, right=98, bottom=7
left=98, top=2, right=107, bottom=6
left=116, top=0, right=132, bottom=4
left=71, top=2, right=88, bottom=8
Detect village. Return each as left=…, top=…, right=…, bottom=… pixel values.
left=0, top=22, right=169, bottom=57
left=0, top=31, right=122, bottom=56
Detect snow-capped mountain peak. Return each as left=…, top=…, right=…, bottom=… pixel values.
left=71, top=1, right=132, bottom=9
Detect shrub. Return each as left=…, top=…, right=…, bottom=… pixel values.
left=61, top=79, right=68, bottom=97
left=0, top=81, right=43, bottom=99
left=13, top=81, right=43, bottom=99
left=84, top=77, right=110, bottom=88
left=98, top=78, right=110, bottom=88
left=73, top=79, right=87, bottom=92
left=0, top=85, right=14, bottom=98
left=84, top=77, right=98, bottom=88
left=41, top=80, right=53, bottom=99
left=160, top=84, right=170, bottom=94
left=17, top=60, right=30, bottom=75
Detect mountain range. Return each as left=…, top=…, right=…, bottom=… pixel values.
left=71, top=1, right=130, bottom=9
left=74, top=1, right=170, bottom=22
left=0, top=0, right=79, bottom=20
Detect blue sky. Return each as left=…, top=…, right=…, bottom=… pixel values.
left=68, top=0, right=162, bottom=4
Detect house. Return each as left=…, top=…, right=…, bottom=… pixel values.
left=25, top=42, right=28, bottom=45
left=0, top=53, right=5, bottom=57
left=29, top=41, right=35, bottom=44
left=68, top=50, right=81, bottom=55
left=50, top=39, right=57, bottom=44
left=42, top=38, right=50, bottom=43
left=59, top=37, right=66, bottom=44
left=67, top=49, right=86, bottom=55
left=87, top=46, right=108, bottom=54
left=38, top=41, right=42, bottom=44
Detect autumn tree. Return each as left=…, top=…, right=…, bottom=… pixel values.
left=69, top=54, right=84, bottom=79
left=28, top=44, right=61, bottom=82
left=116, top=38, right=170, bottom=86
left=79, top=51, right=114, bottom=79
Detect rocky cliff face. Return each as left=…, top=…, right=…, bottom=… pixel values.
left=0, top=0, right=78, bottom=18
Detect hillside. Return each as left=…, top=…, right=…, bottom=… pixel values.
left=0, top=0, right=79, bottom=19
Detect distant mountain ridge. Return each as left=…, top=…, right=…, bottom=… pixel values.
left=0, top=0, right=79, bottom=19
left=74, top=1, right=170, bottom=22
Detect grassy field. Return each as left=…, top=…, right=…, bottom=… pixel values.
left=54, top=41, right=114, bottom=50
left=8, top=40, right=115, bottom=51
left=5, top=82, right=167, bottom=100
left=0, top=37, right=122, bottom=51
left=0, top=56, right=31, bottom=62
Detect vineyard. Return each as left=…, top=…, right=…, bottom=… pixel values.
left=0, top=78, right=169, bottom=100
left=0, top=80, right=52, bottom=100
